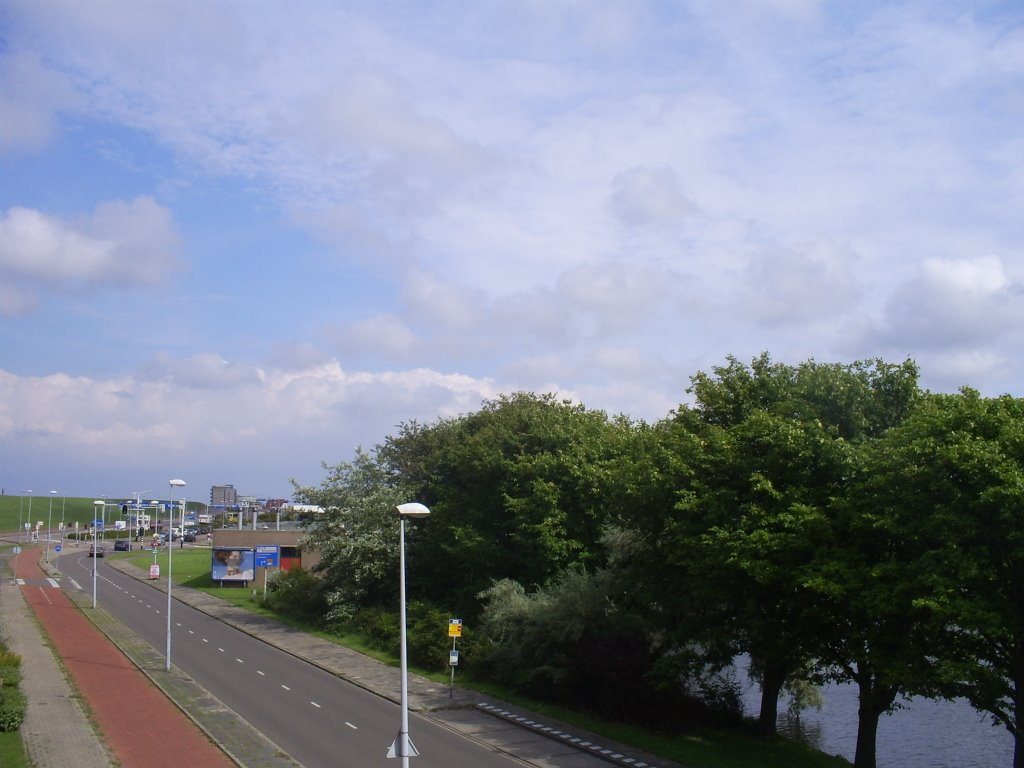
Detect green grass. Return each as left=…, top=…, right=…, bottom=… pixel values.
left=114, top=549, right=849, bottom=768
left=0, top=493, right=200, bottom=539
left=0, top=729, right=28, bottom=768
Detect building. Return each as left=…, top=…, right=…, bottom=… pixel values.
left=210, top=484, right=238, bottom=508
left=209, top=525, right=318, bottom=586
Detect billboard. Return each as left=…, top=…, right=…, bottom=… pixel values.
left=211, top=547, right=255, bottom=582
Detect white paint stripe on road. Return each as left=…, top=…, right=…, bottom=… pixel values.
left=47, top=578, right=59, bottom=588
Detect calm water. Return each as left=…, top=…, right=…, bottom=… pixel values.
left=735, top=659, right=1014, bottom=767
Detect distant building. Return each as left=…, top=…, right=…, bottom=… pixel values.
left=210, top=484, right=238, bottom=508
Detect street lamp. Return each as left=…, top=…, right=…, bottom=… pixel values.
left=45, top=490, right=57, bottom=562
left=92, top=500, right=105, bottom=609
left=166, top=478, right=186, bottom=671
left=26, top=490, right=33, bottom=543
left=388, top=502, right=430, bottom=766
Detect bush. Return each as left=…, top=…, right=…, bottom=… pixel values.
left=260, top=568, right=326, bottom=624
left=0, top=687, right=26, bottom=732
left=0, top=651, right=21, bottom=688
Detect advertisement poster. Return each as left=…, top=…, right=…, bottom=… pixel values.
left=211, top=547, right=255, bottom=581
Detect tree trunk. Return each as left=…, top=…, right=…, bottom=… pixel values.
left=853, top=676, right=897, bottom=768
left=758, top=662, right=786, bottom=736
left=853, top=700, right=881, bottom=768
left=1014, top=641, right=1023, bottom=768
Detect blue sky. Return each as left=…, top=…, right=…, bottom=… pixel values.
left=1, top=0, right=1022, bottom=502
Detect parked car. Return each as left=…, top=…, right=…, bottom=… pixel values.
left=114, top=540, right=131, bottom=551
left=183, top=532, right=196, bottom=542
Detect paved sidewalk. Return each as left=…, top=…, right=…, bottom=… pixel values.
left=4, top=546, right=237, bottom=768
left=0, top=551, right=110, bottom=768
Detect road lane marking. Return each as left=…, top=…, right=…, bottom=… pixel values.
left=311, top=702, right=321, bottom=708
left=345, top=722, right=357, bottom=730
left=281, top=684, right=290, bottom=691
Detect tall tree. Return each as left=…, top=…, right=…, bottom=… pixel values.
left=859, top=390, right=1024, bottom=768
left=380, top=392, right=633, bottom=614
left=622, top=354, right=920, bottom=735
left=291, top=448, right=413, bottom=621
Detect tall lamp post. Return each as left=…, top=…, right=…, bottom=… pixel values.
left=92, top=500, right=105, bottom=609
left=45, top=490, right=57, bottom=562
left=388, top=502, right=430, bottom=766
left=26, top=490, right=33, bottom=543
left=166, top=478, right=186, bottom=671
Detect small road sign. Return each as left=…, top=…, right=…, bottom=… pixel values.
left=448, top=618, right=463, bottom=637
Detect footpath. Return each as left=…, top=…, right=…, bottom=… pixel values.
left=1, top=545, right=235, bottom=767
left=1, top=543, right=678, bottom=768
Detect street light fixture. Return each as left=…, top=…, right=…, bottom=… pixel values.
left=388, top=502, right=430, bottom=766
left=46, top=490, right=57, bottom=563
left=92, top=500, right=105, bottom=609
left=166, top=478, right=186, bottom=671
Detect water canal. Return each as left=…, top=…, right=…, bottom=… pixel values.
left=737, top=661, right=1013, bottom=766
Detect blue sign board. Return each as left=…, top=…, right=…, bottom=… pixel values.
left=255, top=545, right=280, bottom=568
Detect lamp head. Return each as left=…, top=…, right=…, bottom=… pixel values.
left=396, top=502, right=431, bottom=518
left=94, top=500, right=105, bottom=508
left=169, top=478, right=187, bottom=488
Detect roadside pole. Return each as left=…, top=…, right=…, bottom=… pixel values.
left=448, top=619, right=462, bottom=698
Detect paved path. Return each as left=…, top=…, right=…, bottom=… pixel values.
left=2, top=546, right=235, bottom=768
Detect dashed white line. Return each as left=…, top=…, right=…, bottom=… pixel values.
left=281, top=684, right=291, bottom=691
left=345, top=722, right=357, bottom=730
left=311, top=702, right=321, bottom=708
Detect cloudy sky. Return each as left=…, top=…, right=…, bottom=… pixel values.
left=1, top=0, right=1022, bottom=503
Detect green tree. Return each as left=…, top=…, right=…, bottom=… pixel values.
left=380, top=392, right=633, bottom=614
left=622, top=354, right=920, bottom=736
left=292, top=448, right=415, bottom=622
left=858, top=390, right=1024, bottom=768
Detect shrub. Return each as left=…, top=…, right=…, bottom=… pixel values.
left=260, top=568, right=326, bottom=624
left=0, top=650, right=21, bottom=688
left=0, top=687, right=26, bottom=731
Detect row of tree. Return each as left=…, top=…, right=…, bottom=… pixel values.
left=291, top=354, right=1024, bottom=768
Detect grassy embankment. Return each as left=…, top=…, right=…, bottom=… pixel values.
left=0, top=494, right=848, bottom=768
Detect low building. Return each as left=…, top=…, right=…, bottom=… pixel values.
left=209, top=526, right=319, bottom=586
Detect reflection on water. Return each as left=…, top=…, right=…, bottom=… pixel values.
left=734, top=658, right=1014, bottom=767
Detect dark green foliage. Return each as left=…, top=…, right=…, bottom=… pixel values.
left=353, top=603, right=480, bottom=672
left=0, top=651, right=21, bottom=689
left=476, top=570, right=694, bottom=727
left=380, top=392, right=635, bottom=616
left=0, top=687, right=25, bottom=732
left=260, top=567, right=326, bottom=624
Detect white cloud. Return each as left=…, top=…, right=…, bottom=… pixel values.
left=0, top=197, right=180, bottom=312
left=0, top=359, right=501, bottom=495
left=0, top=51, right=79, bottom=151
left=872, top=256, right=1024, bottom=350
left=741, top=239, right=861, bottom=326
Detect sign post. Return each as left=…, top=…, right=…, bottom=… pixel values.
left=255, top=545, right=280, bottom=597
left=448, top=619, right=463, bottom=698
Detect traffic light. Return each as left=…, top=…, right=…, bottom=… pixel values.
left=122, top=504, right=129, bottom=515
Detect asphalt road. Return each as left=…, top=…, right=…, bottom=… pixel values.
left=55, top=548, right=525, bottom=768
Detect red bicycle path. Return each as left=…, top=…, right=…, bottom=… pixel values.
left=13, top=546, right=235, bottom=768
